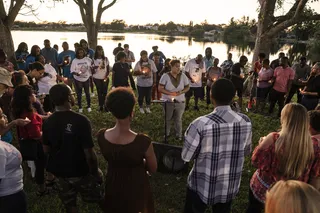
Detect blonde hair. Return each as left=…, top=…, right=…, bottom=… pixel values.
left=266, top=180, right=320, bottom=213
left=276, top=103, right=314, bottom=178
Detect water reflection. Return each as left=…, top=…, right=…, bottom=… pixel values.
left=98, top=35, right=125, bottom=41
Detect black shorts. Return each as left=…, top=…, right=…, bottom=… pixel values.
left=231, top=77, right=244, bottom=98
left=185, top=87, right=202, bottom=98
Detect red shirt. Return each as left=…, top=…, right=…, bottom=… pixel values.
left=17, top=112, right=42, bottom=140
left=250, top=133, right=320, bottom=203
left=254, top=61, right=262, bottom=73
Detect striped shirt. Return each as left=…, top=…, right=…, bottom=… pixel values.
left=182, top=106, right=252, bottom=204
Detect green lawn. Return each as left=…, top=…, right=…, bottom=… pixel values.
left=24, top=95, right=280, bottom=213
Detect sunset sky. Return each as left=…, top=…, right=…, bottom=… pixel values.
left=15, top=0, right=320, bottom=25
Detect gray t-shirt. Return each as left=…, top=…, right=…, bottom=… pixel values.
left=134, top=59, right=157, bottom=87
left=292, top=64, right=311, bottom=85
left=0, top=141, right=23, bottom=197
left=159, top=72, right=189, bottom=102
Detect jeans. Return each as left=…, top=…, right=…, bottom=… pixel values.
left=285, top=84, right=303, bottom=104
left=246, top=188, right=264, bottom=213
left=74, top=79, right=91, bottom=109
left=268, top=88, right=285, bottom=117
left=164, top=102, right=185, bottom=137
left=0, top=190, right=27, bottom=213
left=93, top=78, right=109, bottom=108
left=301, top=96, right=319, bottom=111
left=206, top=85, right=212, bottom=105
left=35, top=142, right=46, bottom=185
left=137, top=86, right=152, bottom=107
left=184, top=188, right=232, bottom=213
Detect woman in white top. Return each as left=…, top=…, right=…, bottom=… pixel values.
left=35, top=55, right=57, bottom=113
left=70, top=47, right=92, bottom=113
left=133, top=50, right=157, bottom=114
left=92, top=46, right=110, bottom=112
left=0, top=141, right=27, bottom=213
left=158, top=59, right=190, bottom=140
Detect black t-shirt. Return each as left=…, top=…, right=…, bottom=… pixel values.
left=43, top=111, right=94, bottom=178
left=306, top=75, right=320, bottom=99
left=112, top=62, right=130, bottom=87
left=231, top=63, right=241, bottom=76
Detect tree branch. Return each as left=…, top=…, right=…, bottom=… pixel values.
left=6, top=0, right=25, bottom=27
left=101, top=0, right=116, bottom=12
left=273, top=0, right=300, bottom=23
left=73, top=0, right=89, bottom=11
left=0, top=0, right=7, bottom=20
left=266, top=13, right=320, bottom=37
left=96, top=0, right=117, bottom=30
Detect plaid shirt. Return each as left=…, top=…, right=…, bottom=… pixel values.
left=182, top=106, right=252, bottom=204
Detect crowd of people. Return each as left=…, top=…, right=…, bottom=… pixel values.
left=0, top=38, right=319, bottom=213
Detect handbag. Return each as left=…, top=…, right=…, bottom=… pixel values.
left=17, top=126, right=39, bottom=161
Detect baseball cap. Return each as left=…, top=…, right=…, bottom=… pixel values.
left=0, top=67, right=13, bottom=87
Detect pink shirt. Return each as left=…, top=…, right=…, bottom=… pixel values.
left=273, top=66, right=295, bottom=93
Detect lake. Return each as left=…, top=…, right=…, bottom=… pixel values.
left=12, top=31, right=291, bottom=66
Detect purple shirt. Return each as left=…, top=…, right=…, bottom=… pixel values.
left=257, top=68, right=273, bottom=88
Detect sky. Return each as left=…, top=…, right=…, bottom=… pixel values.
left=14, top=0, right=320, bottom=25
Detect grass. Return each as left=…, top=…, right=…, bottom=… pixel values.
left=24, top=92, right=281, bottom=213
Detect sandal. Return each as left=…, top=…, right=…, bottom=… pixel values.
left=36, top=188, right=50, bottom=197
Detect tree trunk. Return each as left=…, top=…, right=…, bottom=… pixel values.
left=87, top=24, right=98, bottom=49
left=0, top=21, right=15, bottom=62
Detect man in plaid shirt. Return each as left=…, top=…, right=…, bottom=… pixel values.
left=182, top=78, right=252, bottom=213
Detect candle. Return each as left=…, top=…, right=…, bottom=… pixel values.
left=64, top=60, right=68, bottom=64
left=213, top=78, right=216, bottom=82
left=104, top=79, right=107, bottom=82
left=240, top=74, right=245, bottom=78
left=171, top=98, right=174, bottom=102
left=25, top=117, right=30, bottom=121
left=64, top=77, right=68, bottom=81
left=79, top=71, right=82, bottom=75
left=142, top=70, right=146, bottom=74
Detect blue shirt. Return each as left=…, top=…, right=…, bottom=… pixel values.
left=203, top=56, right=215, bottom=71
left=1, top=131, right=13, bottom=144
left=85, top=48, right=95, bottom=59
left=15, top=51, right=29, bottom=70
left=24, top=55, right=36, bottom=72
left=149, top=51, right=166, bottom=63
left=58, top=50, right=76, bottom=78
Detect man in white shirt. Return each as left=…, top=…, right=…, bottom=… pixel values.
left=184, top=54, right=206, bottom=111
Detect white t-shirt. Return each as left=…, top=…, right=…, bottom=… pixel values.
left=184, top=58, right=206, bottom=87
left=159, top=72, right=189, bottom=102
left=70, top=57, right=92, bottom=82
left=124, top=50, right=135, bottom=67
left=134, top=59, right=157, bottom=87
left=0, top=141, right=23, bottom=197
left=38, top=64, right=57, bottom=95
left=92, top=58, right=109, bottom=80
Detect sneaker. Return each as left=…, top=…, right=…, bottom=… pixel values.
left=145, top=107, right=151, bottom=114
left=87, top=107, right=92, bottom=113
left=91, top=93, right=95, bottom=97
left=139, top=108, right=145, bottom=114
left=79, top=108, right=83, bottom=113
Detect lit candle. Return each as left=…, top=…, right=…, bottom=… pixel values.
left=299, top=88, right=302, bottom=92
left=213, top=78, right=216, bottom=82
left=104, top=79, right=107, bottom=82
left=64, top=77, right=68, bottom=81
left=240, top=73, right=245, bottom=78
left=171, top=98, right=174, bottom=102
left=25, top=117, right=30, bottom=121
left=79, top=71, right=82, bottom=75
left=142, top=70, right=146, bottom=74
left=64, top=60, right=68, bottom=64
